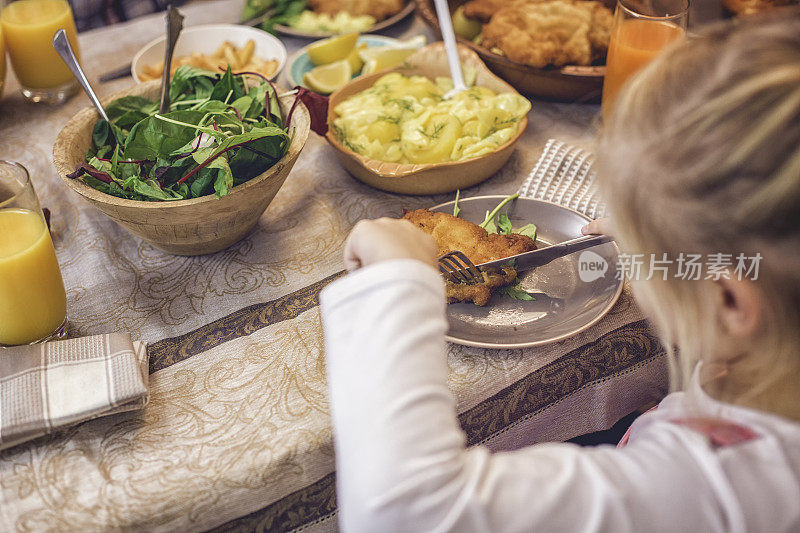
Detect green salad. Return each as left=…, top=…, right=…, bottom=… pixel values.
left=69, top=66, right=296, bottom=202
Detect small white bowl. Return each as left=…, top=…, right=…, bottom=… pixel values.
left=131, top=24, right=287, bottom=83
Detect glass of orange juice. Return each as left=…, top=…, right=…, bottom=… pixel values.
left=601, top=0, right=688, bottom=121
left=0, top=24, right=6, bottom=99
left=0, top=0, right=79, bottom=103
left=0, top=161, right=67, bottom=346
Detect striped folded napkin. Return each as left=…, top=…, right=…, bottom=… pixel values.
left=518, top=139, right=607, bottom=219
left=0, top=333, right=148, bottom=451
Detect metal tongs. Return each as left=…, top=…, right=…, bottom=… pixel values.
left=438, top=234, right=613, bottom=284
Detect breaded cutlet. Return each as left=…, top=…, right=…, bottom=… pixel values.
left=480, top=0, right=613, bottom=68
left=403, top=209, right=536, bottom=306
left=307, top=0, right=405, bottom=21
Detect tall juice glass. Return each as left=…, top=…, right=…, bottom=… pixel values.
left=0, top=24, right=6, bottom=98
left=0, top=161, right=67, bottom=346
left=601, top=0, right=688, bottom=121
left=0, top=0, right=79, bottom=103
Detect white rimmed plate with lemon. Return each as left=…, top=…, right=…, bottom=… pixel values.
left=286, top=33, right=426, bottom=94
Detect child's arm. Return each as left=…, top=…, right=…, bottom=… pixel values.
left=321, top=220, right=724, bottom=533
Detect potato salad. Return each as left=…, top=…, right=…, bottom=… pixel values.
left=332, top=73, right=531, bottom=164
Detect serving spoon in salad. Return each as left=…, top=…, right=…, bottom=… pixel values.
left=159, top=5, right=185, bottom=114
left=53, top=29, right=110, bottom=123
left=433, top=0, right=468, bottom=99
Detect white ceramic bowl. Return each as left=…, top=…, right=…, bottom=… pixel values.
left=131, top=24, right=287, bottom=83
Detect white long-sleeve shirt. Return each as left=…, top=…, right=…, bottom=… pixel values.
left=320, top=260, right=800, bottom=533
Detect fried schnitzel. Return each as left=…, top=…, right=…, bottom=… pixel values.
left=308, top=0, right=405, bottom=21
left=480, top=0, right=613, bottom=67
left=466, top=0, right=613, bottom=68
left=403, top=209, right=536, bottom=306
left=462, top=0, right=509, bottom=22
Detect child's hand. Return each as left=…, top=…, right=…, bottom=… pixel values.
left=343, top=218, right=438, bottom=272
left=581, top=217, right=614, bottom=237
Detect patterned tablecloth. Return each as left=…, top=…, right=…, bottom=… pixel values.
left=0, top=2, right=667, bottom=530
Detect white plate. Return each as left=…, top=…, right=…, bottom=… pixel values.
left=131, top=24, right=287, bottom=83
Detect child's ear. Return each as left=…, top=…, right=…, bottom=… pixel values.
left=716, top=277, right=764, bottom=338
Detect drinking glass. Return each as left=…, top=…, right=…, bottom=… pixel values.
left=601, top=0, right=689, bottom=121
left=0, top=23, right=6, bottom=99
left=0, top=0, right=79, bottom=103
left=0, top=161, right=67, bottom=346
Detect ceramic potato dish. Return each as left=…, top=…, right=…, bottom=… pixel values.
left=325, top=43, right=529, bottom=195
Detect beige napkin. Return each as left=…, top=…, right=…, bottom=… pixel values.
left=0, top=333, right=149, bottom=451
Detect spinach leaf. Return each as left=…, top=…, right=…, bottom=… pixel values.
left=190, top=168, right=217, bottom=197
left=92, top=120, right=111, bottom=148
left=247, top=82, right=282, bottom=125
left=106, top=96, right=156, bottom=129
left=84, top=175, right=128, bottom=198
left=209, top=67, right=245, bottom=103
left=123, top=110, right=207, bottom=160
left=210, top=156, right=234, bottom=198
left=230, top=95, right=254, bottom=117
left=169, top=65, right=217, bottom=102
left=126, top=177, right=184, bottom=201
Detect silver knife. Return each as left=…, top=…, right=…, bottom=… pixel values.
left=477, top=234, right=613, bottom=272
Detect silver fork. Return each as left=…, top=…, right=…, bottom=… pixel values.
left=438, top=234, right=612, bottom=285
left=438, top=251, right=483, bottom=284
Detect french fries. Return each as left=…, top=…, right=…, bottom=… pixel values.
left=139, top=40, right=279, bottom=81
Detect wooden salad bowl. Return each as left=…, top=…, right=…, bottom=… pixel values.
left=415, top=0, right=607, bottom=102
left=52, top=80, right=310, bottom=256
left=326, top=42, right=528, bottom=195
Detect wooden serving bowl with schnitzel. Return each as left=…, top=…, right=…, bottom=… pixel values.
left=325, top=43, right=528, bottom=195
left=416, top=0, right=609, bottom=102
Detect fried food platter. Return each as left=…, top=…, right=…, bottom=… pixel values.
left=416, top=0, right=610, bottom=102
left=431, top=196, right=623, bottom=348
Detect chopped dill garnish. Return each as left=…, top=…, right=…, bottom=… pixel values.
left=332, top=124, right=364, bottom=153
left=386, top=98, right=413, bottom=111
left=419, top=122, right=447, bottom=139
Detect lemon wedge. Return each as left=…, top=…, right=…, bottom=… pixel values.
left=307, top=33, right=359, bottom=66
left=304, top=60, right=352, bottom=94
left=361, top=48, right=418, bottom=75
left=358, top=36, right=427, bottom=63
left=346, top=43, right=368, bottom=73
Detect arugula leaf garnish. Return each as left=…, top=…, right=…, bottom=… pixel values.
left=496, top=213, right=513, bottom=235
left=498, top=280, right=536, bottom=301
left=453, top=189, right=461, bottom=217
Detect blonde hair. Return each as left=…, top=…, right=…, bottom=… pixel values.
left=596, top=12, right=800, bottom=414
